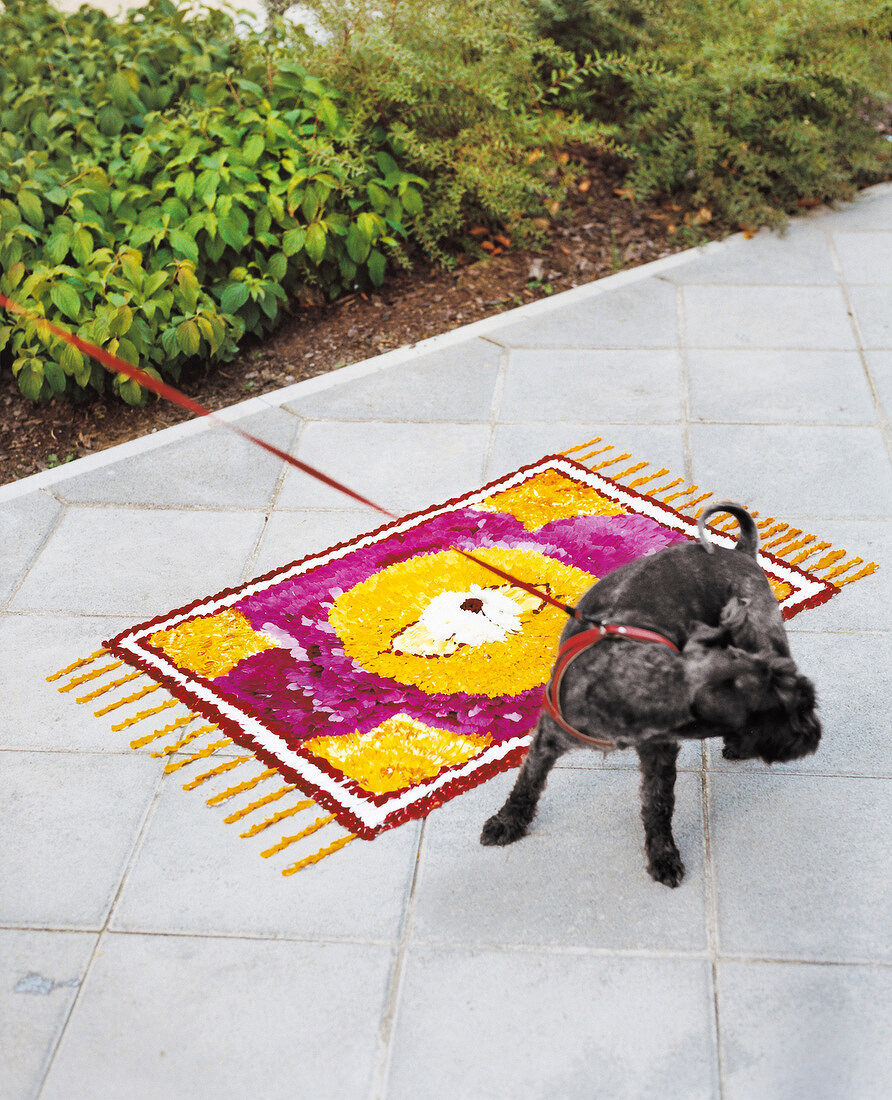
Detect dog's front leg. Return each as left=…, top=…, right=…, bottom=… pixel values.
left=480, top=717, right=568, bottom=847
left=637, top=741, right=685, bottom=887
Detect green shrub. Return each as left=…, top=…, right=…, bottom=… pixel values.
left=0, top=0, right=423, bottom=403
left=299, top=0, right=621, bottom=257
left=538, top=0, right=892, bottom=227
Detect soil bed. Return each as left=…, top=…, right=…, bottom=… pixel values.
left=1, top=156, right=716, bottom=485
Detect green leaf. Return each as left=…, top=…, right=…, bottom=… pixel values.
left=118, top=378, right=146, bottom=406
left=109, top=72, right=132, bottom=110
left=267, top=252, right=287, bottom=281
left=316, top=97, right=338, bottom=131
left=18, top=191, right=43, bottom=228
left=375, top=152, right=400, bottom=185
left=243, top=134, right=264, bottom=165
left=356, top=212, right=376, bottom=242
left=301, top=189, right=319, bottom=223
left=304, top=222, right=327, bottom=264
left=60, top=341, right=85, bottom=378
left=131, top=145, right=152, bottom=177
left=367, top=248, right=386, bottom=287
left=5, top=260, right=25, bottom=289
left=108, top=305, right=133, bottom=338
left=115, top=338, right=139, bottom=365
left=47, top=234, right=71, bottom=264
left=177, top=319, right=201, bottom=356
left=282, top=227, right=306, bottom=256
left=367, top=182, right=389, bottom=211
left=97, top=105, right=125, bottom=136
left=174, top=171, right=195, bottom=202
left=17, top=360, right=44, bottom=401
left=401, top=186, right=423, bottom=217
left=220, top=282, right=250, bottom=313
left=218, top=206, right=249, bottom=250
left=44, top=360, right=67, bottom=394
left=194, top=170, right=218, bottom=207
left=346, top=222, right=371, bottom=264
left=71, top=228, right=93, bottom=265
left=120, top=251, right=143, bottom=285
left=144, top=271, right=169, bottom=296
left=169, top=229, right=199, bottom=264
left=50, top=283, right=81, bottom=322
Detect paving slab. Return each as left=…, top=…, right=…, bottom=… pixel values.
left=494, top=277, right=680, bottom=348
left=109, top=769, right=420, bottom=942
left=689, top=424, right=892, bottom=517
left=247, top=508, right=376, bottom=579
left=0, top=928, right=97, bottom=1100
left=0, top=493, right=62, bottom=607
left=386, top=947, right=718, bottom=1100
left=686, top=349, right=877, bottom=424
left=848, top=284, right=892, bottom=348
left=0, top=614, right=134, bottom=753
left=831, top=229, right=892, bottom=284
left=276, top=420, right=490, bottom=513
left=0, top=751, right=159, bottom=930
left=53, top=408, right=299, bottom=509
left=486, top=422, right=686, bottom=482
left=682, top=285, right=856, bottom=349
left=708, top=772, right=890, bottom=962
left=8, top=506, right=266, bottom=617
left=499, top=348, right=683, bottom=422
left=864, top=349, right=892, bottom=422
left=41, top=933, right=393, bottom=1100
left=283, top=336, right=502, bottom=421
left=411, top=768, right=708, bottom=952
left=717, top=960, right=892, bottom=1100
left=666, top=219, right=839, bottom=284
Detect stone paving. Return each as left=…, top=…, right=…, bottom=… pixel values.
left=1, top=184, right=890, bottom=1100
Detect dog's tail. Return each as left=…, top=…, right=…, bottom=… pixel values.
left=698, top=502, right=759, bottom=558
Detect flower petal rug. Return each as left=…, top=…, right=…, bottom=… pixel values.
left=51, top=440, right=876, bottom=876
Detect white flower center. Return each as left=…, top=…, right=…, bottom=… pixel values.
left=391, top=584, right=534, bottom=656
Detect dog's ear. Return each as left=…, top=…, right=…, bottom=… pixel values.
left=685, top=644, right=769, bottom=729
left=767, top=664, right=822, bottom=759
left=718, top=596, right=761, bottom=650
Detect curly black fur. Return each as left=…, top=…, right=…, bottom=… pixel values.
left=480, top=502, right=821, bottom=887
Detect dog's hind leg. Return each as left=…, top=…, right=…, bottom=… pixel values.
left=637, top=741, right=685, bottom=887
left=480, top=717, right=568, bottom=847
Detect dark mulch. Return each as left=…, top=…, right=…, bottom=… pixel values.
left=1, top=155, right=716, bottom=486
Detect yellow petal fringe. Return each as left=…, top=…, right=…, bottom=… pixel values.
left=223, top=783, right=296, bottom=824
left=48, top=438, right=879, bottom=883
left=239, top=799, right=315, bottom=838
left=260, top=814, right=336, bottom=858
left=560, top=440, right=877, bottom=590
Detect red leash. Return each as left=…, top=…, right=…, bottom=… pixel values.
left=0, top=291, right=580, bottom=618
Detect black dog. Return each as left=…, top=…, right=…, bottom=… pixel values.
left=480, top=502, right=821, bottom=887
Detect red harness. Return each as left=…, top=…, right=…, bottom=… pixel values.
left=542, top=622, right=681, bottom=749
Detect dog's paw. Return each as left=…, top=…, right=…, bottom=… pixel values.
left=722, top=742, right=745, bottom=760
left=480, top=813, right=527, bottom=846
left=647, top=848, right=686, bottom=888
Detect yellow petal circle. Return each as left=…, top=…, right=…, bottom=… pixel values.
left=330, top=547, right=596, bottom=697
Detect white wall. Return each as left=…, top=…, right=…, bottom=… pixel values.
left=49, top=1, right=323, bottom=37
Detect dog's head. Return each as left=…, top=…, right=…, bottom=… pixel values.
left=684, top=607, right=821, bottom=763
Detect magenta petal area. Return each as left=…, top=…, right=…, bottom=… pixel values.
left=207, top=506, right=686, bottom=749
